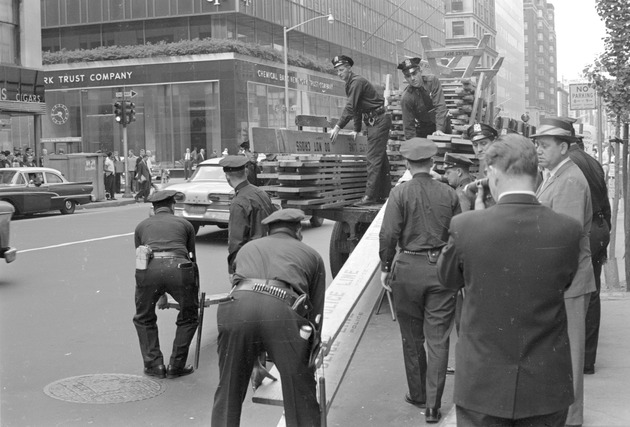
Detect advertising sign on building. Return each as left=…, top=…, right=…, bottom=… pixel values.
left=569, top=83, right=596, bottom=110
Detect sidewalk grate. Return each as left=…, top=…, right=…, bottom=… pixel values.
left=43, top=374, right=166, bottom=404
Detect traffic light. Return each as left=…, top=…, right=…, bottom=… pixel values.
left=125, top=102, right=136, bottom=125
left=114, top=101, right=123, bottom=123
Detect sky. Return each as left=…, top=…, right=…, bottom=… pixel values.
left=551, top=0, right=608, bottom=83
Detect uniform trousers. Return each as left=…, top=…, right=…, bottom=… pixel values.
left=456, top=405, right=568, bottom=427
left=390, top=252, right=456, bottom=408
left=212, top=290, right=320, bottom=427
left=133, top=258, right=199, bottom=368
left=565, top=294, right=589, bottom=426
left=584, top=217, right=610, bottom=370
left=364, top=113, right=392, bottom=201
left=415, top=122, right=437, bottom=138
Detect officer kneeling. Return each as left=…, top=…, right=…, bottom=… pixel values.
left=211, top=209, right=326, bottom=427
left=133, top=190, right=199, bottom=379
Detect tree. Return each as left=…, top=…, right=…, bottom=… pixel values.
left=583, top=0, right=630, bottom=290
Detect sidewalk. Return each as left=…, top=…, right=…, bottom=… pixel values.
left=79, top=179, right=184, bottom=210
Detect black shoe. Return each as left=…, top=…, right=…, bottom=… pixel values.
left=583, top=365, right=595, bottom=375
left=425, top=408, right=441, bottom=424
left=144, top=364, right=166, bottom=379
left=354, top=195, right=378, bottom=206
left=166, top=364, right=194, bottom=379
left=404, top=393, right=426, bottom=408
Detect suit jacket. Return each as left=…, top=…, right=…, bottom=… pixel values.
left=437, top=193, right=580, bottom=419
left=136, top=160, right=151, bottom=183
left=536, top=159, right=596, bottom=298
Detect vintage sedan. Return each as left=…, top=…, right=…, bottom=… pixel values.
left=0, top=167, right=95, bottom=216
left=0, top=200, right=17, bottom=263
left=165, top=158, right=233, bottom=234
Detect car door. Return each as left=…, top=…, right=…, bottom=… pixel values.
left=24, top=171, right=52, bottom=213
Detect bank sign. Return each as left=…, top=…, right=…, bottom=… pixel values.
left=569, top=83, right=596, bottom=110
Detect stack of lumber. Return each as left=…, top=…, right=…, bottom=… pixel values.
left=264, top=154, right=368, bottom=209
left=386, top=90, right=407, bottom=182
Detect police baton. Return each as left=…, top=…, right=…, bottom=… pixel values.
left=194, top=291, right=205, bottom=370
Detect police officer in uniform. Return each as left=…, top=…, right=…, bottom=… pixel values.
left=398, top=58, right=449, bottom=139
left=219, top=155, right=276, bottom=274
left=443, top=152, right=475, bottom=212
left=569, top=136, right=611, bottom=375
left=464, top=123, right=499, bottom=210
left=379, top=138, right=460, bottom=424
left=211, top=209, right=326, bottom=427
left=133, top=190, right=198, bottom=379
left=329, top=55, right=392, bottom=206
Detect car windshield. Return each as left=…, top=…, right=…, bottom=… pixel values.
left=191, top=165, right=225, bottom=181
left=0, top=171, right=17, bottom=185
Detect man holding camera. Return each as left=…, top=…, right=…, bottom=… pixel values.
left=379, top=138, right=460, bottom=424
left=133, top=190, right=199, bottom=379
left=212, top=209, right=326, bottom=427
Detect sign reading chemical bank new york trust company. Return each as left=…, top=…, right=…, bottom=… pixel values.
left=569, top=83, right=596, bottom=110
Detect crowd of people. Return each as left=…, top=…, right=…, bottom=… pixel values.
left=129, top=53, right=610, bottom=427
left=0, top=147, right=42, bottom=168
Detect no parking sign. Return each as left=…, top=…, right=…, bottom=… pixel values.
left=569, top=83, right=596, bottom=110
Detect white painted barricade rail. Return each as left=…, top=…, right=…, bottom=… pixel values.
left=251, top=203, right=388, bottom=426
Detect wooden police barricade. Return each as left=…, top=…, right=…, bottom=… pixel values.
left=252, top=202, right=388, bottom=426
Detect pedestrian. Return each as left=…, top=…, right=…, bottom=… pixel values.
left=198, top=148, right=205, bottom=163
left=0, top=151, right=9, bottom=168
left=329, top=55, right=391, bottom=206
left=533, top=117, right=596, bottom=427
left=569, top=136, right=611, bottom=376
left=239, top=140, right=258, bottom=186
left=113, top=151, right=124, bottom=194
left=437, top=133, right=580, bottom=426
left=210, top=149, right=218, bottom=159
left=442, top=152, right=474, bottom=212
left=104, top=151, right=116, bottom=200
left=183, top=148, right=193, bottom=180
left=219, top=155, right=276, bottom=275
left=127, top=150, right=138, bottom=192
left=135, top=154, right=152, bottom=202
left=398, top=57, right=449, bottom=138
left=379, top=137, right=460, bottom=424
left=211, top=209, right=326, bottom=427
left=133, top=190, right=198, bottom=379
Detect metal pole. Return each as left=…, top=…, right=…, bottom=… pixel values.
left=284, top=27, right=289, bottom=130
left=597, top=94, right=604, bottom=164
left=122, top=91, right=132, bottom=198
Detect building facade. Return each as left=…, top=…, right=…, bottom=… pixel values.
left=523, top=0, right=558, bottom=123
left=40, top=0, right=445, bottom=165
left=0, top=0, right=46, bottom=156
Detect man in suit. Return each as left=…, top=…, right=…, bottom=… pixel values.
left=569, top=137, right=611, bottom=376
left=533, top=117, right=596, bottom=427
left=135, top=154, right=152, bottom=203
left=437, top=133, right=581, bottom=426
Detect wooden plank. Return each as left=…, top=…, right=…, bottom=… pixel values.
left=252, top=127, right=369, bottom=156
left=275, top=182, right=365, bottom=194
left=277, top=172, right=367, bottom=181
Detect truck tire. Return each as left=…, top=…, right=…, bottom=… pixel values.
left=309, top=215, right=324, bottom=228
left=329, top=221, right=369, bottom=277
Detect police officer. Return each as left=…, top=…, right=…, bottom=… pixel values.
left=133, top=190, right=198, bottom=379
left=569, top=136, right=611, bottom=375
left=379, top=138, right=460, bottom=424
left=219, top=155, right=276, bottom=274
left=443, top=152, right=475, bottom=212
left=329, top=55, right=392, bottom=206
left=398, top=57, right=449, bottom=139
left=464, top=123, right=499, bottom=209
left=239, top=140, right=258, bottom=186
left=211, top=209, right=326, bottom=427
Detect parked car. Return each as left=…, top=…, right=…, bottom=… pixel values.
left=0, top=167, right=95, bottom=216
left=0, top=200, right=17, bottom=263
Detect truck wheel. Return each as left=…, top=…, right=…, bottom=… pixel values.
left=309, top=215, right=324, bottom=228
left=329, top=221, right=369, bottom=277
left=60, top=200, right=76, bottom=214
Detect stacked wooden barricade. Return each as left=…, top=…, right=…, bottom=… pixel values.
left=386, top=90, right=407, bottom=182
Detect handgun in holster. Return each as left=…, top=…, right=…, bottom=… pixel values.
left=427, top=248, right=441, bottom=265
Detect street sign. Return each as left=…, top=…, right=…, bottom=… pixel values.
left=569, top=83, right=596, bottom=110
left=115, top=89, right=138, bottom=99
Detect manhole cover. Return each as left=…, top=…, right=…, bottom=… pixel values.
left=44, top=374, right=166, bottom=404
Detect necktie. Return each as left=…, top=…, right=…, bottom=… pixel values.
left=542, top=169, right=551, bottom=186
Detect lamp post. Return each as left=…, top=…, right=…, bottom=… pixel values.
left=283, top=13, right=334, bottom=129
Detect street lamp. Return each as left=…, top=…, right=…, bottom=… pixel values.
left=283, top=13, right=334, bottom=129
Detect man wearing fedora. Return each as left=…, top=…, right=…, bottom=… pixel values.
left=533, top=117, right=596, bottom=427
left=398, top=57, right=448, bottom=139
left=379, top=137, right=460, bottom=424
left=329, top=55, right=392, bottom=206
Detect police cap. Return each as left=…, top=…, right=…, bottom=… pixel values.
left=443, top=153, right=473, bottom=169
left=261, top=208, right=305, bottom=226
left=466, top=123, right=498, bottom=142
left=146, top=189, right=183, bottom=204
left=397, top=57, right=421, bottom=74
left=332, top=55, right=354, bottom=68
left=529, top=117, right=579, bottom=142
left=399, top=138, right=437, bottom=161
left=432, top=157, right=446, bottom=175
left=240, top=140, right=250, bottom=150
left=219, top=155, right=248, bottom=172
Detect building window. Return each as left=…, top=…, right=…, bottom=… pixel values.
left=451, top=1, right=463, bottom=12
left=0, top=0, right=19, bottom=65
left=538, top=91, right=545, bottom=100
left=452, top=21, right=465, bottom=37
